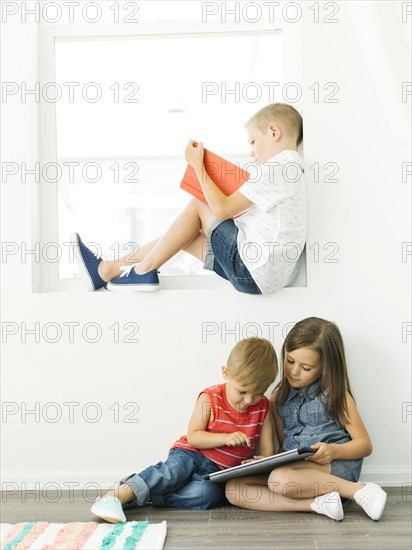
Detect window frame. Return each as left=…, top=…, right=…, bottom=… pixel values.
left=37, top=19, right=302, bottom=292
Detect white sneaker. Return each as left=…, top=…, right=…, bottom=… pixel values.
left=354, top=483, right=387, bottom=520
left=310, top=492, right=344, bottom=521
left=91, top=496, right=126, bottom=523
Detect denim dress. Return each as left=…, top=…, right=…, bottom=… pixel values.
left=275, top=380, right=362, bottom=486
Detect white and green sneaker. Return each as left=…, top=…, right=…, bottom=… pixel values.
left=91, top=495, right=126, bottom=523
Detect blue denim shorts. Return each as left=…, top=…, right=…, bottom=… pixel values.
left=331, top=457, right=363, bottom=507
left=204, top=219, right=261, bottom=295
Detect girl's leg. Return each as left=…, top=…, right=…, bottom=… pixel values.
left=269, top=463, right=386, bottom=520
left=227, top=464, right=386, bottom=520
left=225, top=475, right=314, bottom=512
left=267, top=462, right=364, bottom=501
left=99, top=198, right=214, bottom=281
left=226, top=464, right=356, bottom=520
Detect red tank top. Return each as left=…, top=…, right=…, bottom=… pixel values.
left=171, top=383, right=270, bottom=469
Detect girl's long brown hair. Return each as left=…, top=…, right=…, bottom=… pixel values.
left=277, top=317, right=353, bottom=427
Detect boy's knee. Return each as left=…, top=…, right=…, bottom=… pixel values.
left=200, top=482, right=225, bottom=509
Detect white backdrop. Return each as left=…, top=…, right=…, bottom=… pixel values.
left=1, top=1, right=411, bottom=494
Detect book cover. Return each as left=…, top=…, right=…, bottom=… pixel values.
left=180, top=149, right=250, bottom=203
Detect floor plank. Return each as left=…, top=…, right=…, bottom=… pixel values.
left=0, top=488, right=410, bottom=549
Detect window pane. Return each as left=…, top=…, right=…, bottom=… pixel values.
left=46, top=1, right=217, bottom=25
left=55, top=33, right=283, bottom=277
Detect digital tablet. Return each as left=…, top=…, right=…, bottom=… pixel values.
left=203, top=447, right=316, bottom=483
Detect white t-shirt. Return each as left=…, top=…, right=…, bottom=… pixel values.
left=234, top=150, right=306, bottom=295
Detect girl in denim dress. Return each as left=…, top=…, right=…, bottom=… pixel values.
left=226, top=317, right=387, bottom=521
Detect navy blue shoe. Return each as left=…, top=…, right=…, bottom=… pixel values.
left=71, top=232, right=107, bottom=291
left=107, top=264, right=160, bottom=292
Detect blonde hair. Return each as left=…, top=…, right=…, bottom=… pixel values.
left=247, top=103, right=303, bottom=147
left=226, top=338, right=278, bottom=394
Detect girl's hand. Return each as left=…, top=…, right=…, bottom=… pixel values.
left=306, top=442, right=335, bottom=464
left=185, top=140, right=204, bottom=168
left=224, top=431, right=251, bottom=447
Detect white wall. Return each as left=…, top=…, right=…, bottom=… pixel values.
left=1, top=1, right=411, bottom=495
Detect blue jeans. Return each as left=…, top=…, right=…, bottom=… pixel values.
left=119, top=448, right=225, bottom=510
left=203, top=219, right=262, bottom=295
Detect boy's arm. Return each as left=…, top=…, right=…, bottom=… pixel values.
left=256, top=414, right=275, bottom=457
left=186, top=392, right=251, bottom=449
left=185, top=140, right=253, bottom=220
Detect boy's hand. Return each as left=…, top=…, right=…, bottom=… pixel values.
left=224, top=431, right=251, bottom=447
left=185, top=140, right=204, bottom=169
left=241, top=455, right=264, bottom=464
left=306, top=442, right=335, bottom=464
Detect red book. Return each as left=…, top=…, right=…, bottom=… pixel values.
left=180, top=149, right=250, bottom=204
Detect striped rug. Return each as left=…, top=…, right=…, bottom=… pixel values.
left=0, top=520, right=167, bottom=550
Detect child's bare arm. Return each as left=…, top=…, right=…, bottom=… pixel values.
left=185, top=140, right=253, bottom=220
left=186, top=393, right=251, bottom=449
left=270, top=390, right=285, bottom=452
left=256, top=414, right=275, bottom=457
left=307, top=392, right=373, bottom=464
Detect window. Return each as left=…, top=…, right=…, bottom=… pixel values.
left=38, top=13, right=302, bottom=291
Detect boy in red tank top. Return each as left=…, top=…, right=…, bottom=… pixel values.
left=91, top=338, right=278, bottom=522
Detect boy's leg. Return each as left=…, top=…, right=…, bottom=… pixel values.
left=111, top=449, right=201, bottom=508
left=161, top=471, right=225, bottom=510
left=99, top=198, right=215, bottom=281
left=102, top=482, right=135, bottom=505
left=114, top=450, right=223, bottom=511
left=91, top=481, right=133, bottom=522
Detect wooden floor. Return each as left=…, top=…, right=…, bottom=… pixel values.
left=1, top=488, right=411, bottom=549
